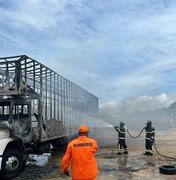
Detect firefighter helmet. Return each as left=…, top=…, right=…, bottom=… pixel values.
left=120, top=122, right=125, bottom=127
left=78, top=125, right=89, bottom=133
left=146, top=120, right=152, bottom=126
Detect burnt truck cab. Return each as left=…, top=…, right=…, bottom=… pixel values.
left=0, top=98, right=31, bottom=142
left=0, top=97, right=32, bottom=179
left=0, top=96, right=66, bottom=179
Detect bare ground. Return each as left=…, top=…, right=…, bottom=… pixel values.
left=14, top=128, right=176, bottom=180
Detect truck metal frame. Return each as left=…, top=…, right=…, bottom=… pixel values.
left=0, top=55, right=98, bottom=179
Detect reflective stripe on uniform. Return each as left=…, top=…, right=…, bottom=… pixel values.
left=145, top=138, right=153, bottom=141
left=146, top=131, right=155, bottom=133
left=124, top=148, right=128, bottom=152
left=0, top=157, right=2, bottom=170
left=119, top=131, right=125, bottom=134
left=118, top=144, right=122, bottom=152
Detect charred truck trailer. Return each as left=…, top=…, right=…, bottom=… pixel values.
left=0, top=55, right=98, bottom=179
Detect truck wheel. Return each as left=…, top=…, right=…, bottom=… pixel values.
left=159, top=165, right=176, bottom=175
left=1, top=148, right=23, bottom=179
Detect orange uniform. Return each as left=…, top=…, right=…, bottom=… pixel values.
left=61, top=135, right=99, bottom=180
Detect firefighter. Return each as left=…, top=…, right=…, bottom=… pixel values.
left=114, top=122, right=128, bottom=155
left=61, top=125, right=99, bottom=180
left=144, top=120, right=155, bottom=156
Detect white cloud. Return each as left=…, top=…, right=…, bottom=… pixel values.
left=99, top=93, right=175, bottom=122
left=1, top=0, right=176, bottom=104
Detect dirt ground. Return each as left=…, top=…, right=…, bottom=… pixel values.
left=14, top=128, right=176, bottom=180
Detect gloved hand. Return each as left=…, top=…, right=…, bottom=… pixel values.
left=114, top=125, right=119, bottom=129
left=63, top=170, right=70, bottom=176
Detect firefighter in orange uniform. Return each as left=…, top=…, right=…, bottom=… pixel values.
left=61, top=125, right=99, bottom=180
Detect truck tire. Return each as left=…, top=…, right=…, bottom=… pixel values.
left=1, top=148, right=23, bottom=179
left=159, top=165, right=176, bottom=175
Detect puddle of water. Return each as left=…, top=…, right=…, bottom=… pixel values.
left=27, top=153, right=51, bottom=166
left=27, top=147, right=65, bottom=167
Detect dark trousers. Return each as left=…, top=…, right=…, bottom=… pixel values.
left=117, top=139, right=128, bottom=153
left=145, top=139, right=153, bottom=154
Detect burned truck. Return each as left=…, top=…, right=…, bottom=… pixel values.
left=0, top=55, right=98, bottom=179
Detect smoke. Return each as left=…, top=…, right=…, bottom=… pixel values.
left=100, top=93, right=172, bottom=112
left=69, top=93, right=176, bottom=147
left=122, top=93, right=173, bottom=113
left=98, top=93, right=176, bottom=130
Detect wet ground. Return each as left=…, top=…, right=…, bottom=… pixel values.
left=14, top=128, right=176, bottom=180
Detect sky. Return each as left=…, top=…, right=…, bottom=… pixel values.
left=1, top=0, right=176, bottom=110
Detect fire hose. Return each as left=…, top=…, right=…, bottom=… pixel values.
left=126, top=127, right=145, bottom=139
left=126, top=127, right=176, bottom=161
left=125, top=127, right=176, bottom=175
